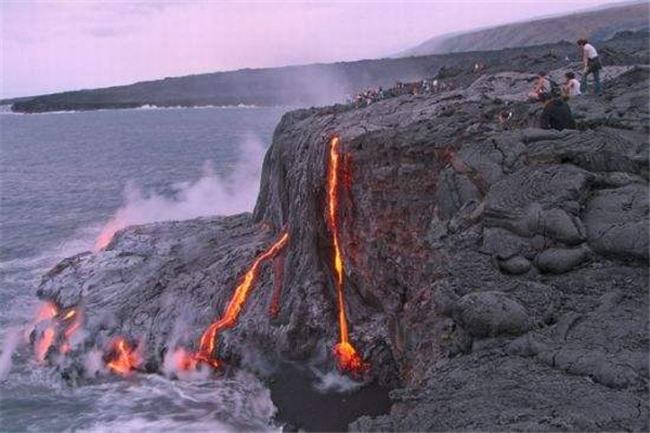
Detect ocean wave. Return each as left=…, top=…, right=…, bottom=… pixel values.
left=1, top=367, right=280, bottom=432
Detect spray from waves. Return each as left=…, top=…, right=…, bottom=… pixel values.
left=95, top=135, right=266, bottom=250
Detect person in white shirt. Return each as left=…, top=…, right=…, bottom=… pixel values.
left=528, top=71, right=552, bottom=101
left=577, top=39, right=602, bottom=95
left=562, top=72, right=582, bottom=99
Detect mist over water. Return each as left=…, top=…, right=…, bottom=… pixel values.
left=95, top=135, right=266, bottom=249
left=0, top=107, right=286, bottom=432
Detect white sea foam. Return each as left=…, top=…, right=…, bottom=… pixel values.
left=137, top=103, right=259, bottom=110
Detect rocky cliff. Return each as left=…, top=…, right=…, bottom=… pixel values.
left=34, top=51, right=649, bottom=430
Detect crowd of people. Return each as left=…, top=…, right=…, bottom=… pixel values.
left=349, top=76, right=462, bottom=107
left=531, top=39, right=602, bottom=131
left=349, top=39, right=603, bottom=132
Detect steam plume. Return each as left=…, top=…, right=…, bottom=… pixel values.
left=95, top=136, right=266, bottom=250
left=0, top=328, right=22, bottom=380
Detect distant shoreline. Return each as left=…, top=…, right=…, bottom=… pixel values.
left=0, top=103, right=288, bottom=116
left=7, top=28, right=649, bottom=115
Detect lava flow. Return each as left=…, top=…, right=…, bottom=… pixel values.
left=32, top=303, right=85, bottom=359
left=60, top=308, right=83, bottom=354
left=326, top=136, right=367, bottom=374
left=95, top=219, right=120, bottom=251
left=179, top=231, right=290, bottom=370
left=36, top=301, right=58, bottom=322
left=33, top=302, right=58, bottom=362
left=35, top=328, right=55, bottom=363
left=106, top=337, right=141, bottom=375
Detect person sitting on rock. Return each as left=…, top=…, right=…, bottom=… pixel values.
left=577, top=39, right=602, bottom=95
left=561, top=72, right=582, bottom=99
left=528, top=71, right=552, bottom=102
left=540, top=95, right=576, bottom=131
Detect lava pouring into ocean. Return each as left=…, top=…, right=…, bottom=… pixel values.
left=95, top=219, right=121, bottom=251
left=31, top=303, right=85, bottom=360
left=33, top=302, right=58, bottom=362
left=326, top=136, right=367, bottom=374
left=106, top=337, right=141, bottom=375
left=178, top=231, right=290, bottom=370
left=35, top=328, right=55, bottom=363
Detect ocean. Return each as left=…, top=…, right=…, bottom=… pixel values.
left=0, top=106, right=288, bottom=432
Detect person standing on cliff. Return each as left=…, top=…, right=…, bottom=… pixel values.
left=577, top=39, right=602, bottom=95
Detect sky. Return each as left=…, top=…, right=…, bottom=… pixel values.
left=0, top=0, right=633, bottom=98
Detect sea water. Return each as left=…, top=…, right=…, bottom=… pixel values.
left=0, top=106, right=287, bottom=432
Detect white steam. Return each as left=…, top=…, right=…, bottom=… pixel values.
left=0, top=327, right=22, bottom=380
left=161, top=348, right=212, bottom=381
left=311, top=367, right=363, bottom=394
left=95, top=135, right=266, bottom=250
left=83, top=348, right=106, bottom=378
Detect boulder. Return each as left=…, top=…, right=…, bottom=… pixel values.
left=583, top=184, right=649, bottom=261
left=453, top=291, right=532, bottom=338
left=535, top=245, right=590, bottom=274
left=538, top=208, right=585, bottom=245
left=484, top=165, right=592, bottom=237
left=497, top=255, right=532, bottom=275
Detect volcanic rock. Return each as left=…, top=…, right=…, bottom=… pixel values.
left=583, top=183, right=649, bottom=261
left=34, top=38, right=649, bottom=432
left=535, top=245, right=590, bottom=274
left=453, top=291, right=532, bottom=338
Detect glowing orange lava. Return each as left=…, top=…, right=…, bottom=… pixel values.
left=186, top=232, right=290, bottom=369
left=62, top=309, right=76, bottom=321
left=63, top=309, right=82, bottom=339
left=60, top=310, right=82, bottom=354
left=106, top=337, right=141, bottom=376
left=326, top=136, right=367, bottom=374
left=33, top=302, right=59, bottom=362
left=35, top=327, right=55, bottom=363
left=36, top=302, right=58, bottom=322
left=95, top=219, right=122, bottom=251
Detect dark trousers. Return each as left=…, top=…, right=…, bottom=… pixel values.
left=581, top=67, right=601, bottom=95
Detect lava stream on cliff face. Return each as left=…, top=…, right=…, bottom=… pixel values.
left=326, top=136, right=367, bottom=374
left=177, top=231, right=290, bottom=370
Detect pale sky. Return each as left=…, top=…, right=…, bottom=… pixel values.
left=0, top=0, right=632, bottom=98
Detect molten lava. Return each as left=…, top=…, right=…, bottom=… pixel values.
left=63, top=308, right=82, bottom=340
left=187, top=232, right=290, bottom=369
left=326, top=136, right=367, bottom=374
left=106, top=337, right=141, bottom=376
left=35, top=327, right=55, bottom=363
left=95, top=219, right=122, bottom=251
left=33, top=302, right=59, bottom=362
left=36, top=302, right=58, bottom=322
